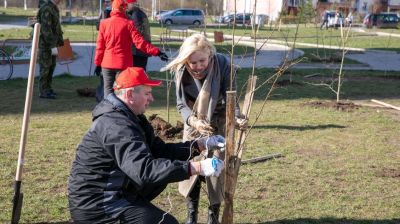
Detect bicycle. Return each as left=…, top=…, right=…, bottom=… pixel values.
left=0, top=47, right=13, bottom=80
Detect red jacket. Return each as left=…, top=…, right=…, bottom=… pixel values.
left=94, top=11, right=160, bottom=70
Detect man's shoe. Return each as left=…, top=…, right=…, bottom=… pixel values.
left=49, top=89, right=57, bottom=96
left=39, top=92, right=56, bottom=99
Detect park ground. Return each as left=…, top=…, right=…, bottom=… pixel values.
left=0, top=7, right=399, bottom=224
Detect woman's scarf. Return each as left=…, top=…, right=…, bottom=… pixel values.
left=176, top=55, right=221, bottom=123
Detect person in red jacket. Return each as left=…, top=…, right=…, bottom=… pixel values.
left=94, top=0, right=168, bottom=99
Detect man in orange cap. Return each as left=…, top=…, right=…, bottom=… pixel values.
left=68, top=67, right=225, bottom=223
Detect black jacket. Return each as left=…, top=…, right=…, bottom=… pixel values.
left=68, top=93, right=194, bottom=221
left=127, top=7, right=151, bottom=57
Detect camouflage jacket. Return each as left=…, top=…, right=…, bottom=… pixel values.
left=127, top=8, right=151, bottom=57
left=37, top=0, right=64, bottom=49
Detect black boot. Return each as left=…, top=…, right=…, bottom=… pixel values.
left=185, top=180, right=201, bottom=224
left=207, top=203, right=220, bottom=224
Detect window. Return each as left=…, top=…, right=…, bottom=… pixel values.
left=288, top=0, right=302, bottom=7
left=173, top=10, right=184, bottom=16
left=183, top=10, right=192, bottom=16
left=192, top=10, right=202, bottom=16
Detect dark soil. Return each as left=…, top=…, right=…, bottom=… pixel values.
left=304, top=100, right=360, bottom=111
left=275, top=79, right=303, bottom=87
left=76, top=88, right=96, bottom=97
left=375, top=168, right=400, bottom=178
left=149, top=114, right=183, bottom=140
left=308, top=53, right=342, bottom=63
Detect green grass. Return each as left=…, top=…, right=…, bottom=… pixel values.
left=0, top=69, right=399, bottom=223
left=0, top=7, right=37, bottom=17
left=297, top=47, right=361, bottom=64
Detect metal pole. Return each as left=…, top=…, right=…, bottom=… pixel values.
left=99, top=0, right=102, bottom=16
left=243, top=0, right=246, bottom=26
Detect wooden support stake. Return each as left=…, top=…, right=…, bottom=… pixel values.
left=222, top=76, right=257, bottom=224
left=222, top=91, right=236, bottom=224
left=371, top=99, right=400, bottom=111
left=237, top=76, right=257, bottom=159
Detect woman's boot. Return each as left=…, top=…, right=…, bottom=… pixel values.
left=207, top=203, right=220, bottom=224
left=185, top=179, right=201, bottom=224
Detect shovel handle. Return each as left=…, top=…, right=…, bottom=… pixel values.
left=15, top=23, right=40, bottom=181
left=11, top=23, right=40, bottom=224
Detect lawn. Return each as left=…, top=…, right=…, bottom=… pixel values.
left=0, top=68, right=399, bottom=223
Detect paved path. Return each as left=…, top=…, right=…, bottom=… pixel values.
left=10, top=38, right=304, bottom=78
left=0, top=20, right=26, bottom=30
left=5, top=27, right=400, bottom=79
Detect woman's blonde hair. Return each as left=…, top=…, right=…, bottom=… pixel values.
left=162, top=33, right=216, bottom=74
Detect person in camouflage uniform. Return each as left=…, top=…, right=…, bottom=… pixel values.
left=127, top=2, right=151, bottom=71
left=37, top=0, right=64, bottom=99
left=38, top=0, right=47, bottom=8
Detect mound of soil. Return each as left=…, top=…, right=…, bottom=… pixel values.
left=309, top=53, right=342, bottom=63
left=375, top=168, right=400, bottom=178
left=275, top=79, right=303, bottom=87
left=304, top=100, right=360, bottom=111
left=76, top=88, right=96, bottom=97
left=149, top=114, right=183, bottom=140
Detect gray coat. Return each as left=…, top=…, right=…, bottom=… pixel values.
left=175, top=53, right=240, bottom=204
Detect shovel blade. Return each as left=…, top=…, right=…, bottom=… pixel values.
left=11, top=181, right=23, bottom=224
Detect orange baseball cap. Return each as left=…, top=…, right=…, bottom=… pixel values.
left=114, top=67, right=162, bottom=90
left=112, top=0, right=127, bottom=11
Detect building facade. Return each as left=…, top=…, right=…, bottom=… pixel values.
left=223, top=0, right=284, bottom=21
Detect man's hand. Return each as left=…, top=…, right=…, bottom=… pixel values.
left=188, top=116, right=214, bottom=135
left=235, top=117, right=248, bottom=130
left=51, top=47, right=58, bottom=56
left=158, top=51, right=169, bottom=62
left=197, top=135, right=225, bottom=152
left=94, top=66, right=102, bottom=76
left=190, top=157, right=224, bottom=177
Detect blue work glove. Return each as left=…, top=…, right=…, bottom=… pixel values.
left=197, top=135, right=225, bottom=152
left=199, top=157, right=224, bottom=177
left=158, top=51, right=169, bottom=62
left=94, top=66, right=102, bottom=76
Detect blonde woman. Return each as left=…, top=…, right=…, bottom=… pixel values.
left=163, top=34, right=247, bottom=224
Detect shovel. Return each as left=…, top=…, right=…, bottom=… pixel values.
left=11, top=23, right=41, bottom=224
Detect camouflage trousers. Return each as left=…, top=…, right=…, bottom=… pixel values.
left=38, top=48, right=57, bottom=94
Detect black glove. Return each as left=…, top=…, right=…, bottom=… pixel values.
left=94, top=66, right=102, bottom=76
left=158, top=51, right=169, bottom=62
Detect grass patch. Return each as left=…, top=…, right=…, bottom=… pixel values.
left=1, top=20, right=400, bottom=53
left=0, top=7, right=37, bottom=17
left=298, top=47, right=361, bottom=64
left=0, top=69, right=399, bottom=223
left=154, top=40, right=255, bottom=56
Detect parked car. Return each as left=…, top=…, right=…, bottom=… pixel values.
left=363, top=13, right=399, bottom=28
left=156, top=8, right=204, bottom=26
left=156, top=10, right=169, bottom=15
left=216, top=13, right=252, bottom=25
